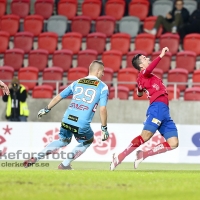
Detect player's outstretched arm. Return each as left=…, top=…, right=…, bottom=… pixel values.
left=159, top=47, right=169, bottom=58
left=37, top=94, right=63, bottom=119
left=0, top=80, right=10, bottom=95
left=100, top=106, right=109, bottom=141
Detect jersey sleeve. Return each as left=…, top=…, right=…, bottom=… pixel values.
left=143, top=57, right=161, bottom=76
left=99, top=85, right=109, bottom=106
left=60, top=81, right=76, bottom=98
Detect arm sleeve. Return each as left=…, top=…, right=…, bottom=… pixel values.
left=143, top=57, right=161, bottom=76
left=99, top=85, right=109, bottom=107
left=19, top=90, right=27, bottom=102
left=60, top=82, right=75, bottom=98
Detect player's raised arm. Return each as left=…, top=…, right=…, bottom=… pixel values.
left=0, top=80, right=10, bottom=95
left=143, top=47, right=169, bottom=75
left=159, top=47, right=169, bottom=58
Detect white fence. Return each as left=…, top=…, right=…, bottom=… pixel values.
left=0, top=122, right=200, bottom=163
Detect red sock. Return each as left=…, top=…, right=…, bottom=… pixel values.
left=118, top=135, right=144, bottom=162
left=143, top=142, right=172, bottom=159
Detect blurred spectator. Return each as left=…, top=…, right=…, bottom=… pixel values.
left=144, top=0, right=189, bottom=35
left=2, top=77, right=29, bottom=122
left=178, top=8, right=200, bottom=40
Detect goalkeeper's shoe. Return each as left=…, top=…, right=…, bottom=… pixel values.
left=58, top=163, right=73, bottom=170
left=134, top=150, right=144, bottom=169
left=110, top=153, right=120, bottom=171
left=23, top=157, right=37, bottom=168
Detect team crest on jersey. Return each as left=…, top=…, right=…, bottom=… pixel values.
left=152, top=83, right=160, bottom=90
left=78, top=79, right=100, bottom=86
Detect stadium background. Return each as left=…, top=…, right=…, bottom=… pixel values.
left=1, top=1, right=200, bottom=200
left=0, top=0, right=200, bottom=159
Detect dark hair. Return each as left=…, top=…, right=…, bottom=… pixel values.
left=132, top=54, right=142, bottom=71
left=92, top=60, right=104, bottom=66
left=175, top=0, right=183, bottom=4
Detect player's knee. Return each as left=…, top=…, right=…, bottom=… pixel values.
left=141, top=130, right=153, bottom=142
left=83, top=136, right=94, bottom=147
left=60, top=137, right=72, bottom=146
left=167, top=137, right=179, bottom=149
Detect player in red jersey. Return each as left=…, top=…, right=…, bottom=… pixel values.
left=0, top=80, right=9, bottom=95
left=110, top=47, right=179, bottom=170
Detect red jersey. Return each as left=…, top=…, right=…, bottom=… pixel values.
left=137, top=57, right=168, bottom=105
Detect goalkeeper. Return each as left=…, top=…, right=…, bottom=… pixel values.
left=23, top=60, right=109, bottom=170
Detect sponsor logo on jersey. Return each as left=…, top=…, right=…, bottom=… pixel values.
left=69, top=103, right=89, bottom=111
left=68, top=115, right=78, bottom=122
left=61, top=122, right=79, bottom=133
left=78, top=78, right=100, bottom=86
left=152, top=118, right=161, bottom=126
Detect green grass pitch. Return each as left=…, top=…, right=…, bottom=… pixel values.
left=0, top=161, right=200, bottom=200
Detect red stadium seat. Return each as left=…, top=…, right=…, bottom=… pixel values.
left=101, top=67, right=113, bottom=88
left=151, top=51, right=172, bottom=73
left=82, top=0, right=101, bottom=20
left=192, top=70, right=200, bottom=87
left=183, top=34, right=200, bottom=56
left=143, top=16, right=163, bottom=38
left=167, top=68, right=188, bottom=91
left=38, top=32, right=58, bottom=54
left=0, top=14, right=20, bottom=36
left=32, top=85, right=54, bottom=98
left=0, top=0, right=6, bottom=17
left=0, top=31, right=10, bottom=53
left=159, top=33, right=180, bottom=55
left=126, top=50, right=147, bottom=68
left=77, top=49, right=98, bottom=69
left=105, top=0, right=125, bottom=20
left=67, top=67, right=88, bottom=84
left=133, top=88, right=148, bottom=100
left=184, top=87, right=200, bottom=101
left=86, top=32, right=106, bottom=54
left=34, top=0, right=54, bottom=19
left=58, top=0, right=77, bottom=20
left=95, top=15, right=116, bottom=37
left=59, top=85, right=67, bottom=93
left=129, top=0, right=149, bottom=21
left=4, top=48, right=24, bottom=71
left=102, top=50, right=122, bottom=72
left=59, top=85, right=73, bottom=98
left=71, top=16, right=91, bottom=37
left=28, top=49, right=48, bottom=72
left=14, top=32, right=34, bottom=53
left=110, top=33, right=131, bottom=55
left=52, top=49, right=73, bottom=72
left=152, top=68, right=164, bottom=79
left=18, top=66, right=39, bottom=90
left=166, top=86, right=180, bottom=100
left=42, top=67, right=63, bottom=89
left=24, top=15, right=44, bottom=36
left=62, top=32, right=82, bottom=54
left=135, top=33, right=155, bottom=55
left=0, top=66, right=14, bottom=85
left=11, top=0, right=30, bottom=18
left=176, top=51, right=196, bottom=73
left=109, top=86, right=129, bottom=100
left=117, top=68, right=138, bottom=91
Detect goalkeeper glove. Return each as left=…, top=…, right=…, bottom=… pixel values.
left=37, top=106, right=51, bottom=119
left=101, top=125, right=109, bottom=141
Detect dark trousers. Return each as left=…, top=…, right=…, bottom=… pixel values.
left=179, top=23, right=200, bottom=40
left=154, top=14, right=183, bottom=32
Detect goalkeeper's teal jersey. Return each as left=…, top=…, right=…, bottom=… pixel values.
left=60, top=75, right=109, bottom=129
